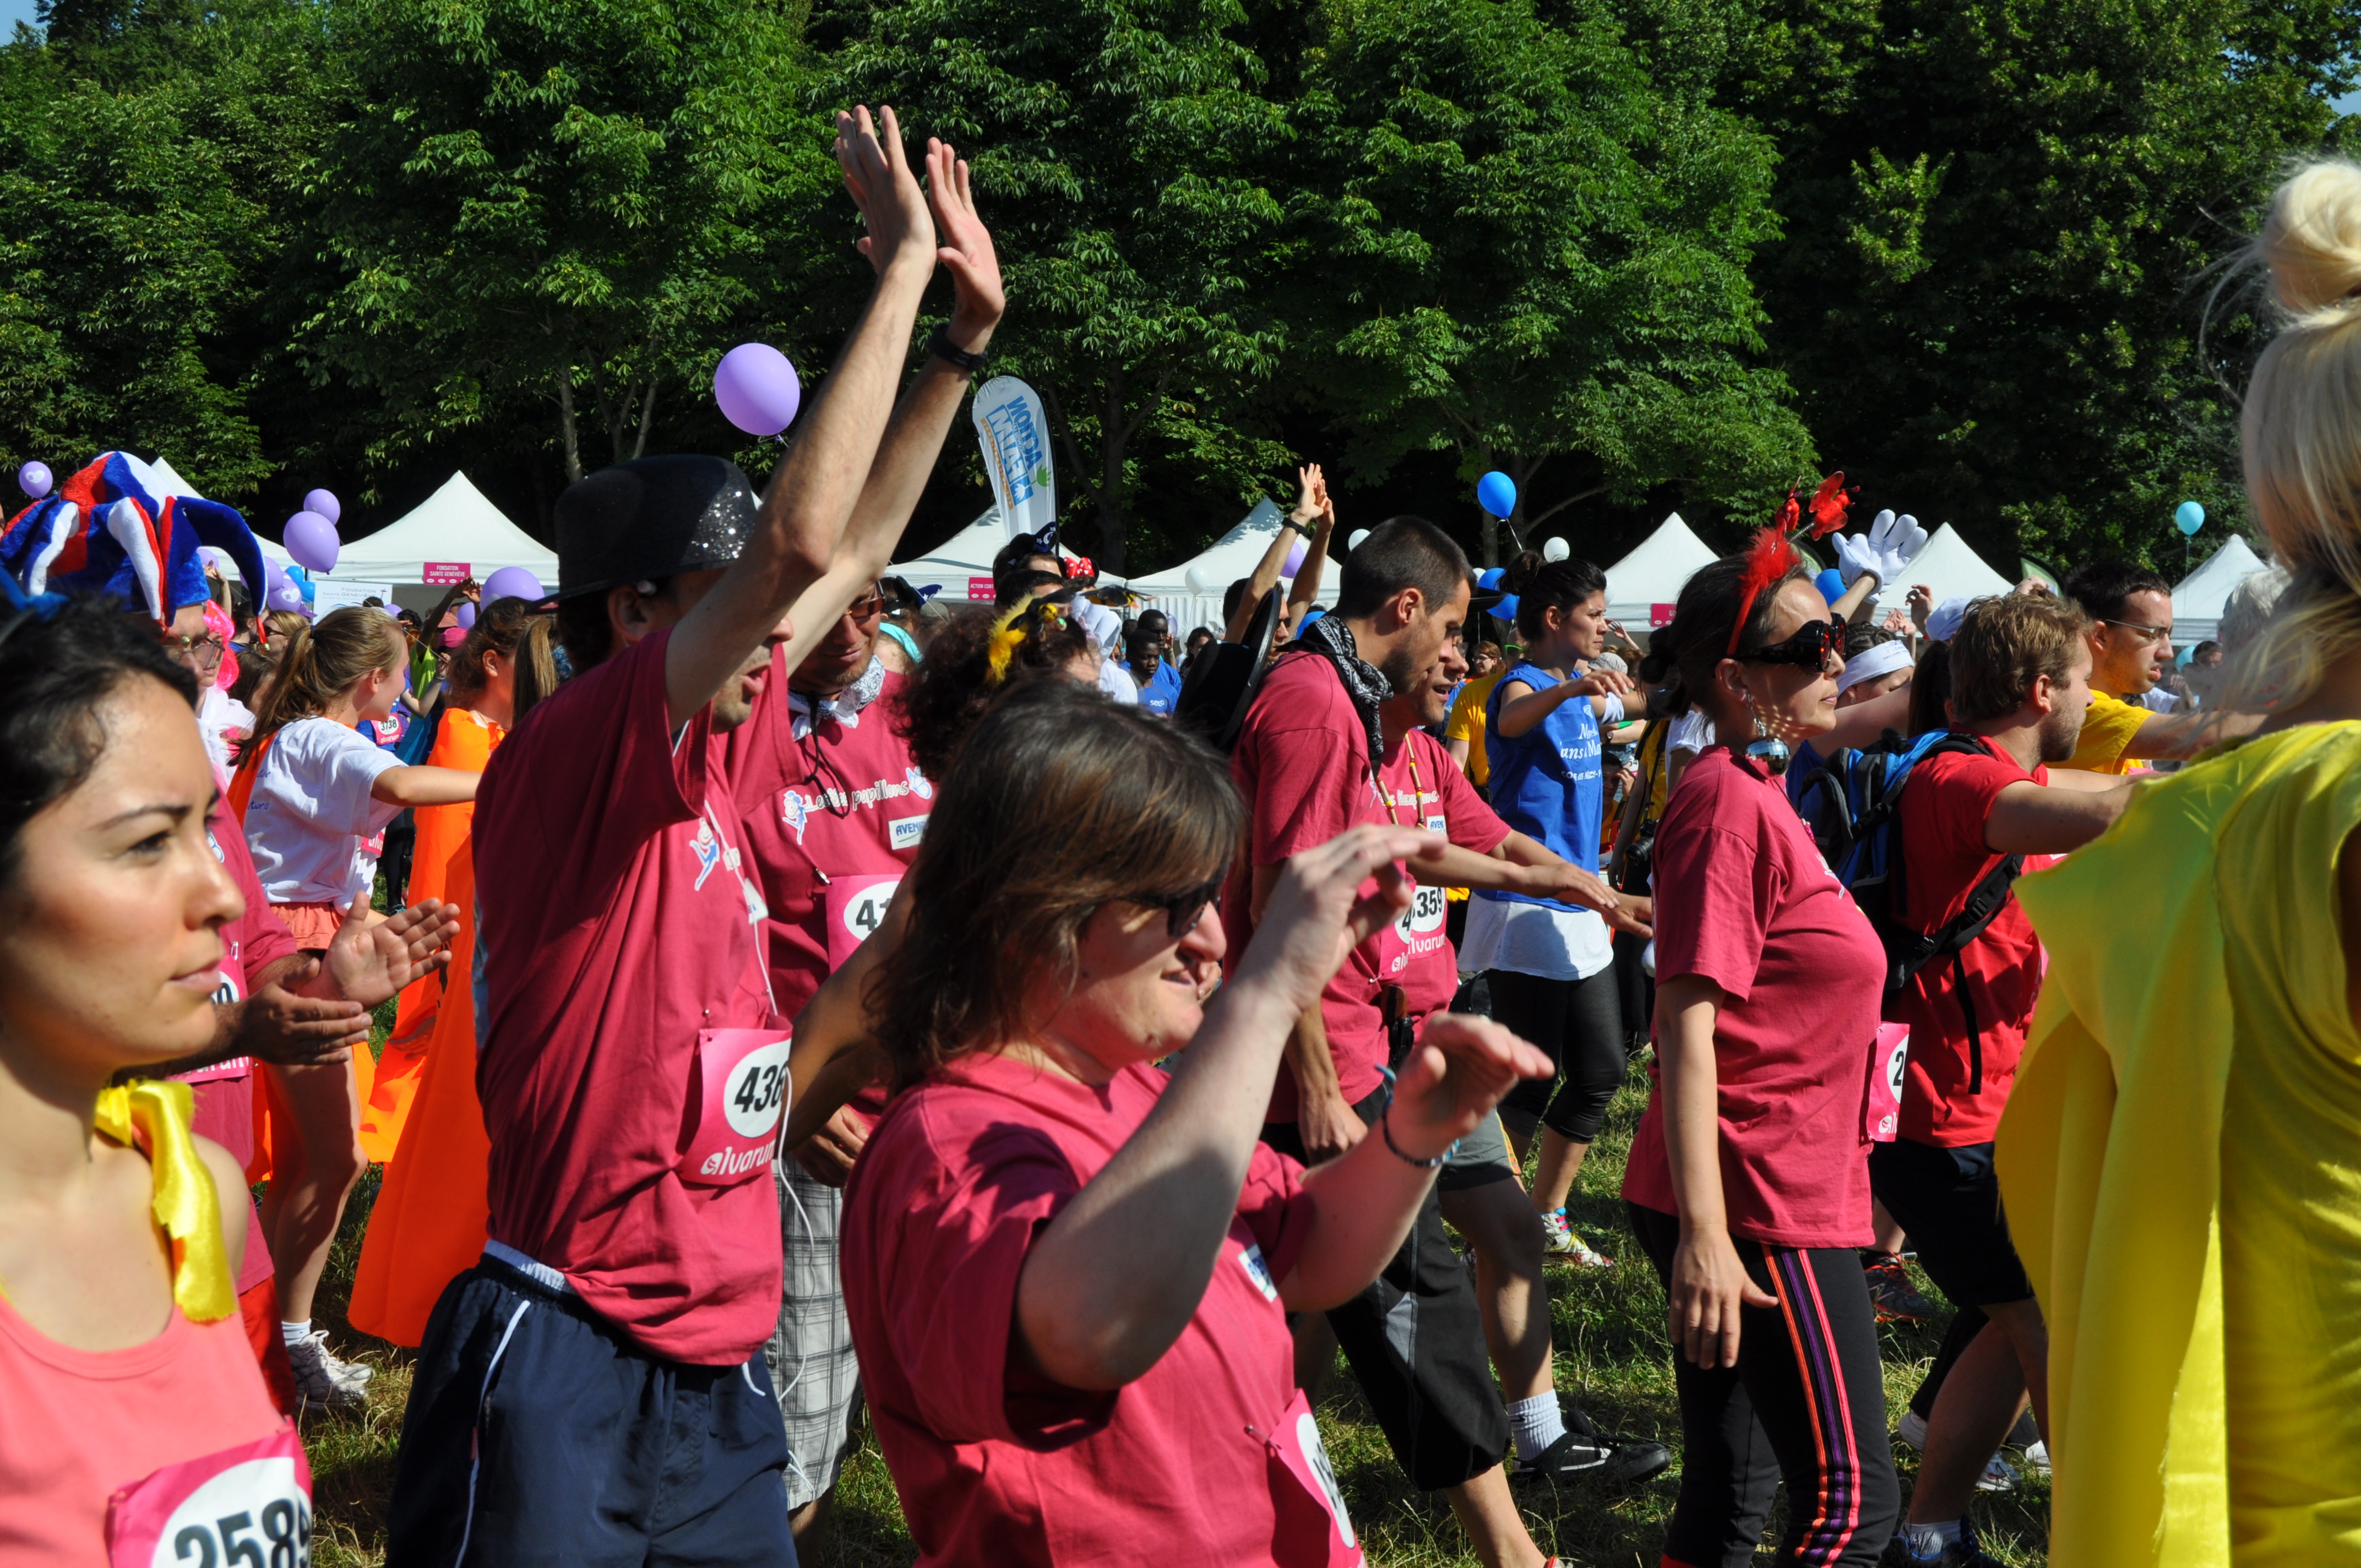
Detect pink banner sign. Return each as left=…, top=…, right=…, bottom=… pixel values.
left=1650, top=602, right=1677, bottom=627
left=423, top=562, right=471, bottom=585
left=968, top=576, right=997, bottom=602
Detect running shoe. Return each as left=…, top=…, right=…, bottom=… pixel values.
left=1511, top=1422, right=1673, bottom=1488
left=2016, top=1439, right=2050, bottom=1479
left=1862, top=1251, right=1937, bottom=1322
left=1880, top=1521, right=2008, bottom=1567
left=1895, top=1410, right=2017, bottom=1493
left=1540, top=1209, right=1614, bottom=1269
left=285, top=1329, right=372, bottom=1415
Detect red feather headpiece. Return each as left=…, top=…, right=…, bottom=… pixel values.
left=1805, top=471, right=1856, bottom=538
left=1726, top=526, right=1800, bottom=656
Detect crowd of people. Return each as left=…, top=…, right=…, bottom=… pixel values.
left=4, top=108, right=2361, bottom=1568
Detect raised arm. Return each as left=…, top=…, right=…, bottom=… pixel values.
left=665, top=105, right=939, bottom=727
left=774, top=136, right=1007, bottom=673
left=1283, top=465, right=1336, bottom=625
left=1222, top=469, right=1321, bottom=644
left=1495, top=667, right=1633, bottom=740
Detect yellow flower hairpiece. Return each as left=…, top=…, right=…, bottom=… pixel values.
left=983, top=592, right=1068, bottom=687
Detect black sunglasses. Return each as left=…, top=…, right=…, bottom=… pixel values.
left=1121, top=876, right=1225, bottom=939
left=1738, top=618, right=1843, bottom=670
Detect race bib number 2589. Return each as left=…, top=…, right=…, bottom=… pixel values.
left=107, top=1427, right=312, bottom=1568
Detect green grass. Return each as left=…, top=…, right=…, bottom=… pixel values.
left=294, top=1059, right=2049, bottom=1566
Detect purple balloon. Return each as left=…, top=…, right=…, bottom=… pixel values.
left=1283, top=539, right=1308, bottom=578
left=17, top=460, right=51, bottom=500
left=714, top=343, right=802, bottom=437
left=265, top=573, right=306, bottom=614
left=302, top=488, right=341, bottom=525
left=284, top=510, right=340, bottom=574
left=454, top=600, right=479, bottom=631
left=481, top=565, right=543, bottom=604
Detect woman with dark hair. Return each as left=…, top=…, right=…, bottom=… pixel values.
left=893, top=592, right=1101, bottom=778
left=840, top=680, right=1555, bottom=1567
left=0, top=594, right=312, bottom=1559
left=1465, top=550, right=1641, bottom=1267
left=1618, top=538, right=1906, bottom=1568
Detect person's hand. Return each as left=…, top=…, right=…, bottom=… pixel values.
left=839, top=105, right=935, bottom=276
left=231, top=974, right=367, bottom=1065
left=2015, top=577, right=2054, bottom=598
left=1383, top=1014, right=1554, bottom=1161
left=1241, top=824, right=1440, bottom=1014
left=321, top=893, right=460, bottom=1010
left=1835, top=509, right=1927, bottom=590
left=1515, top=861, right=1648, bottom=936
left=1668, top=1226, right=1777, bottom=1368
left=1298, top=1088, right=1368, bottom=1164
left=1291, top=462, right=1326, bottom=524
left=1907, top=583, right=1933, bottom=629
left=1606, top=892, right=1653, bottom=939
left=1604, top=620, right=1642, bottom=658
left=925, top=136, right=1003, bottom=348
left=792, top=1104, right=872, bottom=1188
left=1570, top=667, right=1635, bottom=702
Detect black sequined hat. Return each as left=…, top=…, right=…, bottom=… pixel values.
left=553, top=455, right=760, bottom=601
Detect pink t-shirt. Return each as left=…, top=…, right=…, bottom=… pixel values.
left=841, top=1053, right=1324, bottom=1567
left=471, top=629, right=783, bottom=1364
left=0, top=1284, right=300, bottom=1565
left=1622, top=746, right=1885, bottom=1248
left=1226, top=652, right=1509, bottom=1120
left=1894, top=737, right=2046, bottom=1146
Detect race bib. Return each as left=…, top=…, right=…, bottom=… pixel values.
left=1378, top=881, right=1449, bottom=978
left=824, top=875, right=901, bottom=969
left=1263, top=1387, right=1362, bottom=1567
left=679, top=1030, right=792, bottom=1187
left=106, top=1423, right=312, bottom=1568
left=1867, top=1023, right=1910, bottom=1142
left=175, top=941, right=251, bottom=1086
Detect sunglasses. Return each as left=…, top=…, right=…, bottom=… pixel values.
left=1738, top=618, right=1843, bottom=670
left=842, top=594, right=885, bottom=623
left=1121, top=876, right=1225, bottom=939
left=164, top=631, right=227, bottom=657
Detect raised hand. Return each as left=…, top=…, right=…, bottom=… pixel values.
left=925, top=137, right=1004, bottom=346
left=1292, top=463, right=1326, bottom=522
left=839, top=105, right=935, bottom=277
left=1242, top=824, right=1440, bottom=1014
left=1382, top=1013, right=1555, bottom=1162
left=322, top=892, right=460, bottom=1010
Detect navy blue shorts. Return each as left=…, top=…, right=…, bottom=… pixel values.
left=385, top=1255, right=797, bottom=1568
left=1868, top=1137, right=2035, bottom=1309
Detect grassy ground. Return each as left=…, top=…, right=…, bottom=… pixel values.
left=298, top=1043, right=2049, bottom=1566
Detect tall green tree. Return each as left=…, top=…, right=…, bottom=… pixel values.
left=299, top=0, right=840, bottom=483
left=826, top=0, right=1293, bottom=573
left=1724, top=0, right=2359, bottom=570
left=1291, top=0, right=1813, bottom=564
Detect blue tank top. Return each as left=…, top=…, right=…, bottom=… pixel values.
left=1479, top=661, right=1603, bottom=910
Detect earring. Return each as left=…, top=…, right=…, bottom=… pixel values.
left=1744, top=698, right=1792, bottom=777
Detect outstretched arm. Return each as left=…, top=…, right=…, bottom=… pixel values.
left=1283, top=466, right=1336, bottom=628
left=1222, top=467, right=1321, bottom=644
left=666, top=106, right=939, bottom=727
left=1983, top=777, right=2135, bottom=855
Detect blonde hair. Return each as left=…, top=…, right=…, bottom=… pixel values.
left=246, top=606, right=407, bottom=750
left=2232, top=159, right=2361, bottom=708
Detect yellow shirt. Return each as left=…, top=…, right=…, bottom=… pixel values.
left=2065, top=688, right=2153, bottom=774
left=1998, top=722, right=2361, bottom=1566
left=1445, top=670, right=1506, bottom=787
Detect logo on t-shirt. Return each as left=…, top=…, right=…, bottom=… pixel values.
left=1238, top=1243, right=1278, bottom=1302
left=780, top=790, right=813, bottom=845
left=889, top=814, right=926, bottom=851
left=690, top=818, right=724, bottom=889
left=905, top=766, right=932, bottom=801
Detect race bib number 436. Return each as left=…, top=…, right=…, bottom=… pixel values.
left=107, top=1425, right=312, bottom=1568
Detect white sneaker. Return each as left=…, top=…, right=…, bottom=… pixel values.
left=1895, top=1409, right=2015, bottom=1491
left=2018, top=1439, right=2050, bottom=1478
left=285, top=1329, right=372, bottom=1414
left=1540, top=1210, right=1614, bottom=1269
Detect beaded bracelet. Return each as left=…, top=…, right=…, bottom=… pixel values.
left=1379, top=1103, right=1449, bottom=1169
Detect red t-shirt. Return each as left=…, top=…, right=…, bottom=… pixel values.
left=471, top=629, right=782, bottom=1364
left=1892, top=736, right=2044, bottom=1146
left=727, top=660, right=929, bottom=1022
left=1622, top=746, right=1885, bottom=1248
left=841, top=1052, right=1324, bottom=1567
left=1226, top=652, right=1509, bottom=1121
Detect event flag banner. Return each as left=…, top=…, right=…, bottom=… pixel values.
left=972, top=375, right=1055, bottom=540
left=422, top=561, right=470, bottom=585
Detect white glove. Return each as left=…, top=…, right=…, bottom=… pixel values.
left=1835, top=508, right=1929, bottom=590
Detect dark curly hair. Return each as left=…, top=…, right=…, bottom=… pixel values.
left=893, top=597, right=1097, bottom=778
left=869, top=679, right=1245, bottom=1091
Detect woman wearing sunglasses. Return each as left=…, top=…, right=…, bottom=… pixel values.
left=1618, top=540, right=1907, bottom=1567
left=838, top=680, right=1555, bottom=1567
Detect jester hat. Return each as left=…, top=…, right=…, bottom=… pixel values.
left=0, top=452, right=266, bottom=627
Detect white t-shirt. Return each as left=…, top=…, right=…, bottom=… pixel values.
left=1459, top=894, right=1613, bottom=982
left=243, top=717, right=405, bottom=905
left=2134, top=688, right=2181, bottom=714
left=1668, top=709, right=1718, bottom=754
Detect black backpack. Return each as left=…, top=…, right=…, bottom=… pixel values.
left=1173, top=586, right=1283, bottom=753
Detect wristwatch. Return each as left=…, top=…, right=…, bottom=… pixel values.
left=927, top=323, right=989, bottom=375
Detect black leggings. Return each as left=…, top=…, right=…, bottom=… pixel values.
left=1630, top=1204, right=1898, bottom=1567
left=1488, top=965, right=1624, bottom=1144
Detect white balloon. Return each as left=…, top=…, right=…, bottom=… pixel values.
left=1185, top=564, right=1216, bottom=594
left=1348, top=529, right=1370, bottom=551
left=1542, top=537, right=1570, bottom=563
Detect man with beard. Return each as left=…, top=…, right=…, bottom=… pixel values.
left=1874, top=594, right=2135, bottom=1568
left=1223, top=516, right=1662, bottom=1568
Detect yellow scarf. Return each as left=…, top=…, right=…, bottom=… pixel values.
left=92, top=1079, right=237, bottom=1323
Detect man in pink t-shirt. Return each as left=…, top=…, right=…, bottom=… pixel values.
left=1873, top=595, right=2131, bottom=1568
left=386, top=112, right=1004, bottom=1568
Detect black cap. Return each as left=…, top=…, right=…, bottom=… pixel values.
left=553, top=455, right=760, bottom=602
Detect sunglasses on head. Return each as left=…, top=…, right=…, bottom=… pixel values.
left=1738, top=618, right=1843, bottom=669
left=1121, top=876, right=1225, bottom=939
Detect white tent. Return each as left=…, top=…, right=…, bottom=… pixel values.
left=1124, top=498, right=1290, bottom=635
left=1602, top=513, right=1718, bottom=627
left=2171, top=534, right=2268, bottom=647
left=1888, top=524, right=2014, bottom=612
left=147, top=454, right=300, bottom=576
left=891, top=507, right=1098, bottom=606
left=328, top=472, right=558, bottom=589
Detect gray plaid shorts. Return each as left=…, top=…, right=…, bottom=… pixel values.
left=762, top=1161, right=863, bottom=1509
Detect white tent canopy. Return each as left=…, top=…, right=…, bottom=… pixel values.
left=148, top=454, right=299, bottom=577
left=891, top=507, right=1096, bottom=606
left=327, top=472, right=558, bottom=589
left=1602, top=513, right=1718, bottom=627
left=2171, top=534, right=2268, bottom=647
left=1124, top=498, right=1290, bottom=635
left=1887, top=523, right=2014, bottom=613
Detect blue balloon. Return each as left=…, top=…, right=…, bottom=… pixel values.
left=1493, top=592, right=1521, bottom=622
left=1477, top=471, right=1517, bottom=519
left=2175, top=500, right=2205, bottom=537
left=1815, top=569, right=1845, bottom=607
left=1477, top=567, right=1506, bottom=590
